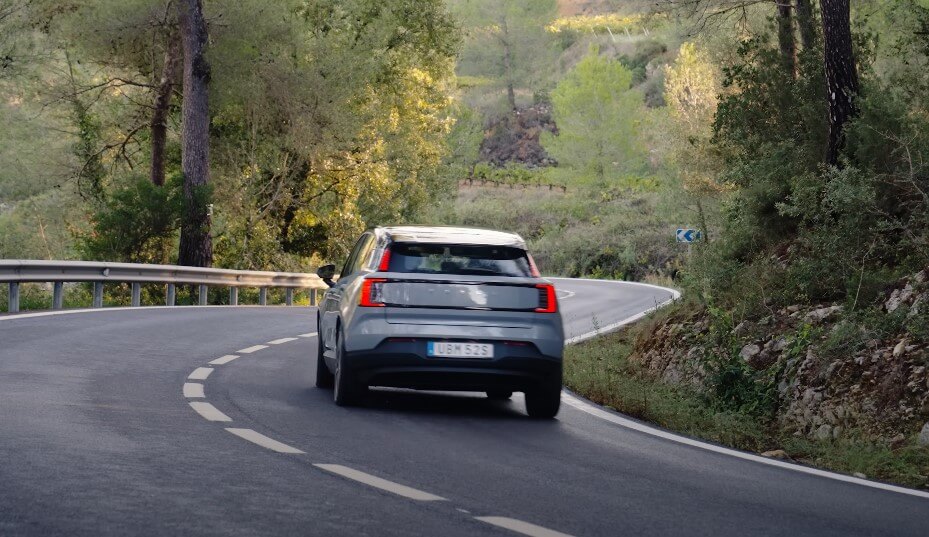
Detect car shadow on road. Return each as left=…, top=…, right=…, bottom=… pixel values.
left=316, top=387, right=542, bottom=421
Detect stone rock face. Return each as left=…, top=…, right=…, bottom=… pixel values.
left=814, top=424, right=833, bottom=441
left=740, top=343, right=761, bottom=360
left=629, top=267, right=929, bottom=445
left=806, top=305, right=842, bottom=323
left=761, top=449, right=788, bottom=459
left=893, top=340, right=907, bottom=358
left=918, top=423, right=929, bottom=447
left=886, top=284, right=914, bottom=313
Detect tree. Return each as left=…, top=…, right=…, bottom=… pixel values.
left=150, top=32, right=179, bottom=187
left=451, top=0, right=557, bottom=112
left=795, top=0, right=817, bottom=51
left=820, top=0, right=858, bottom=165
left=776, top=1, right=796, bottom=76
left=542, top=47, right=645, bottom=183
left=663, top=42, right=725, bottom=239
left=176, top=0, right=212, bottom=266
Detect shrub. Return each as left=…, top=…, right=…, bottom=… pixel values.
left=76, top=175, right=184, bottom=264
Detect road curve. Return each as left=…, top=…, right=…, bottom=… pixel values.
left=0, top=279, right=927, bottom=537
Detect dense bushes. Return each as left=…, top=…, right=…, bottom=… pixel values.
left=683, top=16, right=929, bottom=315
left=76, top=175, right=185, bottom=264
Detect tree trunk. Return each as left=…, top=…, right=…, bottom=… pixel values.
left=500, top=17, right=517, bottom=112
left=150, top=36, right=180, bottom=187
left=820, top=0, right=859, bottom=166
left=776, top=1, right=797, bottom=77
left=176, top=0, right=212, bottom=266
left=795, top=0, right=817, bottom=51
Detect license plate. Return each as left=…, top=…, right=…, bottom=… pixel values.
left=427, top=341, right=494, bottom=359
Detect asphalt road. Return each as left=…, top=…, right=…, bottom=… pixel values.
left=0, top=279, right=927, bottom=536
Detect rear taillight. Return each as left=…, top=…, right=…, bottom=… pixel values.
left=527, top=254, right=541, bottom=278
left=535, top=283, right=557, bottom=313
left=360, top=278, right=387, bottom=307
left=378, top=247, right=391, bottom=271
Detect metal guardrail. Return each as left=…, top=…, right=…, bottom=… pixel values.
left=0, top=260, right=328, bottom=313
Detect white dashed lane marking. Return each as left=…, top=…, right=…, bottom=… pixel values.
left=183, top=382, right=205, bottom=398
left=188, top=401, right=232, bottom=422
left=225, top=428, right=305, bottom=454
left=210, top=354, right=239, bottom=365
left=297, top=332, right=318, bottom=338
left=236, top=344, right=268, bottom=354
left=267, top=337, right=298, bottom=345
left=475, top=517, right=575, bottom=537
left=314, top=464, right=446, bottom=501
left=188, top=367, right=213, bottom=380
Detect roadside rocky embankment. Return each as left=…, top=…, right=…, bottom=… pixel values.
left=632, top=268, right=929, bottom=449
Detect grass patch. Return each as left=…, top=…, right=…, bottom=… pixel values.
left=564, top=328, right=768, bottom=450
left=564, top=324, right=929, bottom=489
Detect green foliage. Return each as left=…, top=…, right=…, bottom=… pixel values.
left=427, top=181, right=683, bottom=281
left=543, top=46, right=647, bottom=184
left=685, top=11, right=929, bottom=312
left=564, top=327, right=768, bottom=450
left=450, top=0, right=559, bottom=112
left=76, top=175, right=183, bottom=263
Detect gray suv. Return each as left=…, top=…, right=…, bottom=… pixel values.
left=315, top=226, right=565, bottom=418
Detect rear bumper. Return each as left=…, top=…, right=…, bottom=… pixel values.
left=346, top=339, right=562, bottom=393
left=344, top=309, right=565, bottom=359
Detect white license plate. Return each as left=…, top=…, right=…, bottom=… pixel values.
left=427, top=341, right=494, bottom=359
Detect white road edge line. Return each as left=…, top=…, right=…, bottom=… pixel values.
left=267, top=337, right=299, bottom=345
left=210, top=354, right=239, bottom=365
left=237, top=344, right=268, bottom=354
left=188, top=367, right=213, bottom=380
left=183, top=382, right=205, bottom=398
left=225, top=428, right=305, bottom=454
left=314, top=464, right=446, bottom=501
left=188, top=401, right=232, bottom=422
left=474, top=516, right=574, bottom=537
left=558, top=278, right=929, bottom=501
left=297, top=332, right=318, bottom=338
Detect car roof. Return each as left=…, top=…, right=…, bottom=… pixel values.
left=378, top=226, right=527, bottom=249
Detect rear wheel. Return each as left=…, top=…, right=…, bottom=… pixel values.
left=333, top=328, right=364, bottom=406
left=315, top=317, right=333, bottom=389
left=525, top=374, right=562, bottom=419
left=486, top=390, right=513, bottom=401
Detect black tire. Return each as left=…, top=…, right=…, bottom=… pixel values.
left=486, top=390, right=513, bottom=401
left=315, top=317, right=334, bottom=389
left=333, top=328, right=364, bottom=406
left=525, top=375, right=562, bottom=419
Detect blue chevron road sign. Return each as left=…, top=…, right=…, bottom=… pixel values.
left=676, top=229, right=702, bottom=243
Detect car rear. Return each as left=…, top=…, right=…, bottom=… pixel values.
left=344, top=235, right=564, bottom=417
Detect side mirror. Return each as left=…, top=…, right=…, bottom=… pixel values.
left=316, top=264, right=337, bottom=287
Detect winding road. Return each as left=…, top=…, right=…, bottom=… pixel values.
left=1, top=279, right=927, bottom=536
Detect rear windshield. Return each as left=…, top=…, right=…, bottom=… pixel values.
left=386, top=243, right=532, bottom=277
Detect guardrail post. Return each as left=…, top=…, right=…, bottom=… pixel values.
left=53, top=282, right=64, bottom=310
left=309, top=288, right=317, bottom=306
left=285, top=288, right=293, bottom=306
left=8, top=282, right=19, bottom=313
left=229, top=287, right=238, bottom=306
left=166, top=284, right=176, bottom=306
left=131, top=283, right=141, bottom=307
left=93, top=282, right=104, bottom=308
left=259, top=287, right=268, bottom=306
left=198, top=284, right=208, bottom=306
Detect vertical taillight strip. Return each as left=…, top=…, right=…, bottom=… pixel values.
left=535, top=283, right=557, bottom=313
left=378, top=247, right=392, bottom=271
left=360, top=278, right=387, bottom=307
